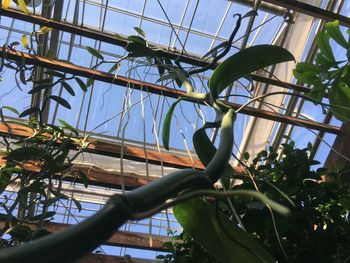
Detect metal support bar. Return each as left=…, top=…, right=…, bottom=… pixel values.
left=263, top=0, right=350, bottom=27
left=0, top=122, right=206, bottom=170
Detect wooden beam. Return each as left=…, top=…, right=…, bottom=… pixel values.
left=0, top=221, right=171, bottom=252
left=0, top=48, right=340, bottom=135
left=0, top=122, right=205, bottom=170
left=0, top=156, right=155, bottom=189
left=263, top=0, right=350, bottom=27
left=0, top=8, right=313, bottom=94
left=70, top=164, right=155, bottom=190
left=324, top=121, right=350, bottom=170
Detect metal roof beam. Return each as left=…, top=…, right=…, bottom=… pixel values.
left=263, top=0, right=350, bottom=27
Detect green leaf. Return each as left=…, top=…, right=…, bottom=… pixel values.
left=107, top=63, right=120, bottom=74
left=127, top=35, right=146, bottom=45
left=86, top=78, right=95, bottom=87
left=7, top=225, right=32, bottom=242
left=31, top=211, right=56, bottom=221
left=162, top=99, right=181, bottom=150
left=55, top=148, right=69, bottom=164
left=325, top=20, right=348, bottom=49
left=316, top=32, right=335, bottom=62
left=49, top=95, right=71, bottom=109
left=76, top=170, right=89, bottom=188
left=19, top=107, right=40, bottom=118
left=61, top=81, right=75, bottom=96
left=174, top=198, right=275, bottom=263
left=156, top=73, right=178, bottom=83
left=295, top=62, right=321, bottom=74
left=340, top=198, right=350, bottom=210
left=134, top=27, right=146, bottom=38
left=193, top=126, right=218, bottom=166
left=72, top=197, right=82, bottom=212
left=19, top=70, right=26, bottom=85
left=114, top=33, right=125, bottom=40
left=75, top=77, right=87, bottom=92
left=202, top=42, right=229, bottom=60
left=306, top=85, right=326, bottom=103
left=45, top=70, right=65, bottom=78
left=242, top=10, right=258, bottom=19
left=28, top=83, right=54, bottom=94
left=58, top=119, right=78, bottom=136
left=7, top=147, right=46, bottom=161
left=243, top=152, right=250, bottom=160
left=193, top=125, right=235, bottom=188
left=86, top=46, right=104, bottom=60
left=328, top=82, right=350, bottom=121
left=0, top=170, right=12, bottom=194
left=2, top=106, right=19, bottom=115
left=209, top=45, right=294, bottom=99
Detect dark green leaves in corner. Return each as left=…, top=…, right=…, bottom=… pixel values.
left=162, top=99, right=182, bottom=150
left=174, top=198, right=275, bottom=263
left=209, top=45, right=295, bottom=99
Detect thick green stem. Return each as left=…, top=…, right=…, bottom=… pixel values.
left=0, top=170, right=211, bottom=263
left=0, top=195, right=132, bottom=263
left=205, top=109, right=235, bottom=182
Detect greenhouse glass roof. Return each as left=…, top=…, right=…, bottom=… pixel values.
left=0, top=0, right=349, bottom=261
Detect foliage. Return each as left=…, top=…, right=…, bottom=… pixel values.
left=0, top=12, right=90, bottom=248
left=0, top=118, right=89, bottom=247
left=159, top=143, right=350, bottom=262
left=233, top=143, right=350, bottom=262
left=294, top=20, right=350, bottom=121
left=156, top=230, right=219, bottom=263
left=0, top=4, right=349, bottom=262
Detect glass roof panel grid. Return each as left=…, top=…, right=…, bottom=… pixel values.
left=1, top=1, right=350, bottom=260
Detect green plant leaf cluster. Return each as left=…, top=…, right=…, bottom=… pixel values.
left=231, top=143, right=350, bottom=262
left=294, top=20, right=350, bottom=121
left=0, top=120, right=89, bottom=247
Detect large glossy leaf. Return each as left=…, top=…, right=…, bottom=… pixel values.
left=162, top=99, right=181, bottom=150
left=174, top=198, right=275, bottom=263
left=209, top=45, right=294, bottom=99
